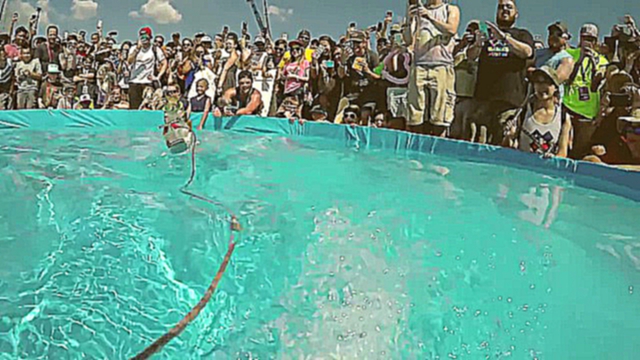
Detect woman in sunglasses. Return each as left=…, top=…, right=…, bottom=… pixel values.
left=278, top=39, right=310, bottom=118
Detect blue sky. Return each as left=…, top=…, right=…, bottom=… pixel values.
left=1, top=0, right=639, bottom=46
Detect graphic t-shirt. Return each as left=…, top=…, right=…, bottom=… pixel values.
left=283, top=60, right=310, bottom=95
left=129, top=45, right=165, bottom=85
left=14, top=59, right=42, bottom=92
left=563, top=47, right=608, bottom=120
left=474, top=27, right=535, bottom=107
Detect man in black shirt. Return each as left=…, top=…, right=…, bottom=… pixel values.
left=34, top=25, right=61, bottom=70
left=467, top=0, right=534, bottom=145
left=337, top=31, right=380, bottom=117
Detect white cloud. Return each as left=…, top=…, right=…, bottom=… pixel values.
left=71, top=0, right=98, bottom=21
left=129, top=0, right=182, bottom=24
left=4, top=0, right=51, bottom=27
left=267, top=5, right=293, bottom=22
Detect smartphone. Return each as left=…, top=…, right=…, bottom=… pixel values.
left=386, top=11, right=393, bottom=17
left=609, top=93, right=632, bottom=107
left=352, top=57, right=366, bottom=71
left=108, top=30, right=118, bottom=37
left=323, top=60, right=335, bottom=68
left=479, top=22, right=489, bottom=38
left=314, top=45, right=325, bottom=59
left=349, top=22, right=357, bottom=29
left=97, top=20, right=103, bottom=29
left=242, top=22, right=248, bottom=33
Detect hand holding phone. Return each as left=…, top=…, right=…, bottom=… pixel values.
left=12, top=13, right=19, bottom=23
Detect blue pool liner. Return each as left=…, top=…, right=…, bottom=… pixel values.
left=1, top=110, right=638, bottom=201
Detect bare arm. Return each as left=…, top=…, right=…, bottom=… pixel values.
left=422, top=5, right=460, bottom=36
left=506, top=34, right=534, bottom=59
left=466, top=30, right=486, bottom=61
left=556, top=114, right=573, bottom=158
left=556, top=56, right=575, bottom=84
left=157, top=58, right=168, bottom=79
left=237, top=91, right=263, bottom=115
left=200, top=97, right=212, bottom=126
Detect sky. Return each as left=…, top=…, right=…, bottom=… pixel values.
left=0, top=0, right=639, bottom=46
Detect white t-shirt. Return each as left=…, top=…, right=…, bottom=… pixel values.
left=129, top=45, right=165, bottom=85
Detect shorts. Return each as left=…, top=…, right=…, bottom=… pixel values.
left=468, top=99, right=520, bottom=145
left=407, top=65, right=456, bottom=127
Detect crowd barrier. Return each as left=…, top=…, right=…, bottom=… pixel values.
left=1, top=110, right=639, bottom=201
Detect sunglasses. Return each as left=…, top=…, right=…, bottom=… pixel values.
left=140, top=35, right=150, bottom=40
left=498, top=4, right=514, bottom=10
left=291, top=47, right=302, bottom=52
left=344, top=112, right=358, bottom=120
left=276, top=47, right=285, bottom=52
left=299, top=36, right=310, bottom=41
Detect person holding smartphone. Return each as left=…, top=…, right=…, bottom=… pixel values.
left=563, top=24, right=609, bottom=158
left=406, top=0, right=460, bottom=137
left=466, top=0, right=535, bottom=145
left=310, top=35, right=340, bottom=121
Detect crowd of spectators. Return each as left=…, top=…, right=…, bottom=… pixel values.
left=1, top=0, right=639, bottom=166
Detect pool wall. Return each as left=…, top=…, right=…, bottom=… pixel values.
left=1, top=110, right=639, bottom=201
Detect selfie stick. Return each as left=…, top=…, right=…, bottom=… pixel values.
left=0, top=0, right=8, bottom=30
left=263, top=0, right=272, bottom=39
left=34, top=7, right=42, bottom=35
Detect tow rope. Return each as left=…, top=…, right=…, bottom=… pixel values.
left=131, top=129, right=240, bottom=360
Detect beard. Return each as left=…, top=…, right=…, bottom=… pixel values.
left=496, top=17, right=516, bottom=28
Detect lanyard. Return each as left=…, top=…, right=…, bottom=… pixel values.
left=579, top=54, right=596, bottom=82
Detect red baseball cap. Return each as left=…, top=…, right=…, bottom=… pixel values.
left=139, top=27, right=152, bottom=38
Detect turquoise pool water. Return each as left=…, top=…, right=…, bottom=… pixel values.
left=0, top=129, right=639, bottom=359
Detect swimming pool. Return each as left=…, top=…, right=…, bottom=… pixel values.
left=1, top=113, right=639, bottom=359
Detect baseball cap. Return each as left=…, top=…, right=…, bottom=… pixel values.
left=254, top=36, right=266, bottom=44
left=548, top=21, right=571, bottom=39
left=349, top=31, right=367, bottom=43
left=47, top=63, right=61, bottom=74
left=139, top=27, right=152, bottom=38
left=390, top=24, right=403, bottom=34
left=79, top=94, right=92, bottom=103
left=201, top=35, right=212, bottom=43
left=529, top=65, right=561, bottom=87
left=580, top=23, right=599, bottom=38
left=298, top=29, right=311, bottom=39
left=288, top=39, right=305, bottom=48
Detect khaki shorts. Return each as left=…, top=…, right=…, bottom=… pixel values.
left=407, top=65, right=456, bottom=127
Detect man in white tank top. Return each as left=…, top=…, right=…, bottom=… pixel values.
left=405, top=0, right=460, bottom=136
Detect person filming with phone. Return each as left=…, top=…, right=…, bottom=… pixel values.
left=466, top=0, right=535, bottom=145
left=405, top=0, right=460, bottom=137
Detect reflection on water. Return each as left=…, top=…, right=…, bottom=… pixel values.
left=0, top=130, right=639, bottom=359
